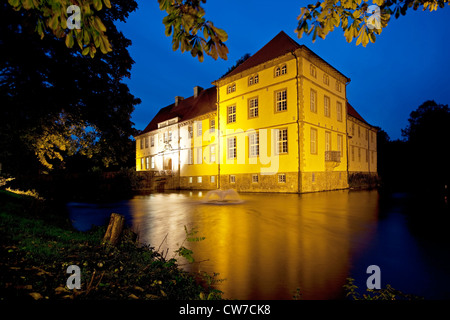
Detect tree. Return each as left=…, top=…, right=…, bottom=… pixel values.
left=401, top=100, right=450, bottom=193
left=0, top=1, right=141, bottom=174
left=6, top=0, right=228, bottom=61
left=296, top=0, right=450, bottom=47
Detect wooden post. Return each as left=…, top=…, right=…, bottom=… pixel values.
left=103, top=213, right=125, bottom=246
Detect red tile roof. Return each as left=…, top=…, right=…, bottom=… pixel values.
left=140, top=86, right=217, bottom=134
left=347, top=102, right=370, bottom=125
left=223, top=31, right=301, bottom=78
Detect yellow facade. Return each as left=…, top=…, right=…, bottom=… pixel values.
left=135, top=32, right=378, bottom=193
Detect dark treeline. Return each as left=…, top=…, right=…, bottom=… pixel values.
left=377, top=100, right=450, bottom=201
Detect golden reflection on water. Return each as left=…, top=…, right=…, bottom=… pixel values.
left=130, top=190, right=380, bottom=300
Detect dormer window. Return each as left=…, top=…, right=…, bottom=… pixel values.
left=275, top=65, right=286, bottom=77
left=248, top=74, right=259, bottom=86
left=227, top=83, right=236, bottom=94
left=254, top=74, right=259, bottom=84
left=248, top=77, right=253, bottom=86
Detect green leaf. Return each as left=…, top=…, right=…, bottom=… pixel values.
left=103, top=0, right=111, bottom=8
left=82, top=47, right=90, bottom=55
left=65, top=33, right=74, bottom=48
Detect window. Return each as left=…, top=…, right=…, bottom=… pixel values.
left=140, top=138, right=144, bottom=149
left=145, top=137, right=149, bottom=148
left=168, top=131, right=172, bottom=142
left=210, top=176, right=216, bottom=183
left=188, top=125, right=193, bottom=138
left=351, top=146, right=355, bottom=162
left=164, top=132, right=168, bottom=143
left=366, top=149, right=369, bottom=163
left=197, top=176, right=202, bottom=183
left=278, top=174, right=286, bottom=183
left=145, top=157, right=150, bottom=170
left=189, top=177, right=193, bottom=184
left=358, top=126, right=360, bottom=138
left=276, top=128, right=288, bottom=154
left=228, top=137, right=237, bottom=159
left=352, top=123, right=355, bottom=136
left=358, top=147, right=361, bottom=162
left=227, top=83, right=236, bottom=94
left=324, top=95, right=330, bottom=117
left=310, top=64, right=317, bottom=78
left=275, top=89, right=287, bottom=112
left=254, top=74, right=259, bottom=84
left=230, top=175, right=236, bottom=183
left=336, top=101, right=343, bottom=122
left=140, top=158, right=144, bottom=170
left=188, top=148, right=193, bottom=165
left=337, top=134, right=343, bottom=157
left=312, top=173, right=315, bottom=183
left=248, top=77, right=253, bottom=86
left=151, top=136, right=155, bottom=147
left=336, top=81, right=342, bottom=92
left=210, top=119, right=215, bottom=129
left=252, top=174, right=259, bottom=183
left=210, top=145, right=216, bottom=163
left=366, top=129, right=369, bottom=140
left=248, top=97, right=259, bottom=118
left=227, top=105, right=236, bottom=123
left=325, top=131, right=331, bottom=152
left=275, top=67, right=281, bottom=77
left=249, top=132, right=259, bottom=157
left=323, top=74, right=329, bottom=85
left=197, top=121, right=202, bottom=136
left=310, top=89, right=317, bottom=113
left=151, top=156, right=155, bottom=169
left=281, top=64, right=287, bottom=75
left=196, top=147, right=202, bottom=164
left=310, top=128, right=318, bottom=154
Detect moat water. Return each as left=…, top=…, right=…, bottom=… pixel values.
left=67, top=189, right=450, bottom=300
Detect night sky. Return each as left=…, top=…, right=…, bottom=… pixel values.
left=116, top=1, right=450, bottom=140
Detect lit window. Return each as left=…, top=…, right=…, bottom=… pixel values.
left=310, top=64, right=317, bottom=78
left=227, top=83, right=236, bottom=93
left=275, top=89, right=287, bottom=112
left=168, top=131, right=172, bottom=141
left=336, top=101, right=343, bottom=122
left=227, top=105, right=236, bottom=123
left=189, top=177, right=193, bottom=183
left=310, top=128, right=317, bottom=154
left=228, top=137, right=237, bottom=159
left=197, top=121, right=202, bottom=136
left=276, top=128, right=288, bottom=154
left=151, top=136, right=155, bottom=147
left=248, top=97, right=259, bottom=118
left=310, top=89, right=317, bottom=113
left=145, top=157, right=150, bottom=170
left=278, top=174, right=286, bottom=183
left=151, top=157, right=155, bottom=169
left=188, top=125, right=193, bottom=138
left=249, top=132, right=259, bottom=157
left=248, top=77, right=253, bottom=86
left=140, top=158, right=144, bottom=170
left=188, top=148, right=193, bottom=165
left=210, top=119, right=215, bottom=129
left=254, top=74, right=259, bottom=84
left=210, top=145, right=216, bottom=163
left=210, top=176, right=215, bottom=183
left=281, top=64, right=287, bottom=75
left=252, top=174, right=259, bottom=183
left=230, top=175, right=236, bottom=183
left=275, top=67, right=281, bottom=77
left=196, top=147, right=202, bottom=164
left=324, top=95, right=330, bottom=117
left=197, top=176, right=202, bottom=183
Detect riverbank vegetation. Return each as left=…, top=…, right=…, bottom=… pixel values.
left=0, top=190, right=223, bottom=301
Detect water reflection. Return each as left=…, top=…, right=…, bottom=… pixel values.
left=127, top=190, right=379, bottom=300
left=68, top=190, right=450, bottom=300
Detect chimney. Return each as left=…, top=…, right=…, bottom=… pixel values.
left=175, top=96, right=184, bottom=106
left=193, top=86, right=203, bottom=98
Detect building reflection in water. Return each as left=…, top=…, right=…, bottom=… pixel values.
left=129, top=190, right=380, bottom=300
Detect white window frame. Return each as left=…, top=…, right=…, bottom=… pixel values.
left=278, top=173, right=286, bottom=183
left=248, top=97, right=259, bottom=118
left=324, top=95, right=330, bottom=117
left=275, top=89, right=287, bottom=112
left=310, top=128, right=318, bottom=154
left=249, top=132, right=259, bottom=157
left=310, top=89, right=317, bottom=113
left=276, top=128, right=288, bottom=154
left=227, top=137, right=237, bottom=159
left=227, top=105, right=236, bottom=123
left=336, top=101, right=343, bottom=122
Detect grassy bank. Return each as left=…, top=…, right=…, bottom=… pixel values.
left=0, top=190, right=223, bottom=301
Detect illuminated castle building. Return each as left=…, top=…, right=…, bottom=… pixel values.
left=135, top=31, right=378, bottom=192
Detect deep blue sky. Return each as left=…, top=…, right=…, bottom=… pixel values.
left=116, top=1, right=450, bottom=141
